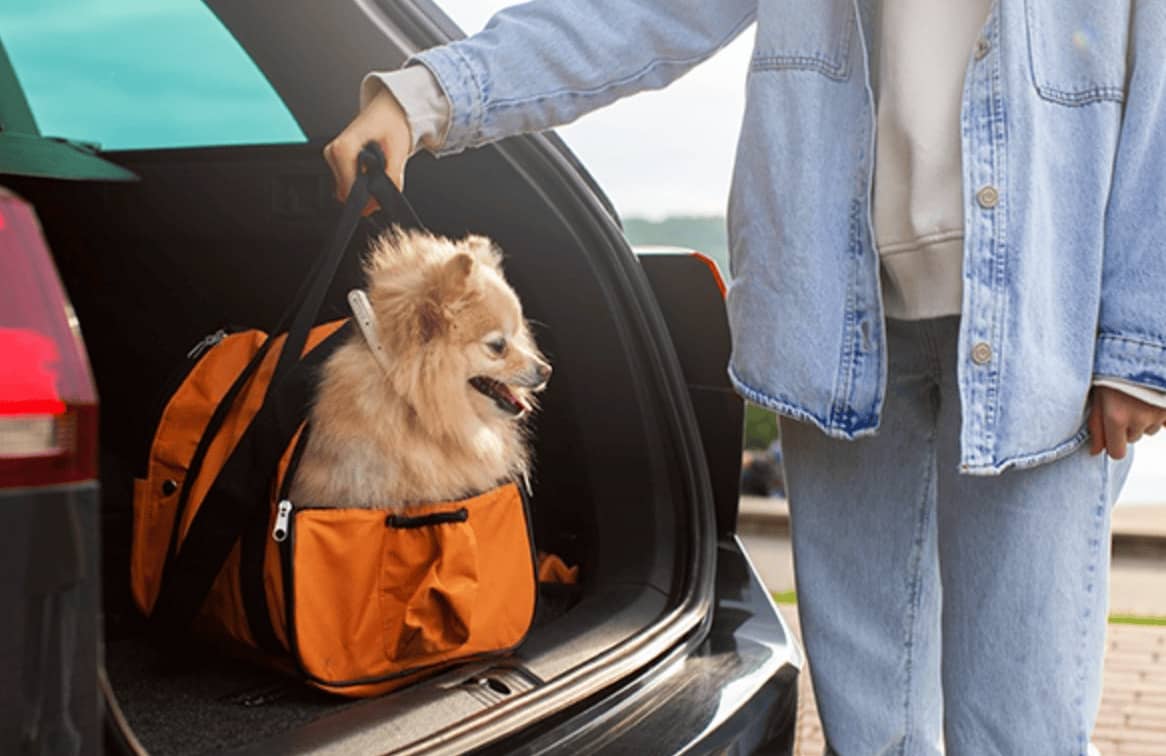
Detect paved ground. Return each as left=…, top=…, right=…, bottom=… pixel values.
left=739, top=497, right=1166, bottom=754
left=776, top=608, right=1166, bottom=755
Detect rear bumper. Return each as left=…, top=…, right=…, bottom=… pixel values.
left=491, top=536, right=803, bottom=754
left=0, top=482, right=101, bottom=755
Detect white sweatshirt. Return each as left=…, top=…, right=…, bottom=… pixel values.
left=873, top=0, right=991, bottom=320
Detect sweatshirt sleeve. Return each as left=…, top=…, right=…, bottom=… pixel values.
left=361, top=67, right=452, bottom=155
left=1095, top=0, right=1166, bottom=395
left=1093, top=378, right=1166, bottom=409
left=403, top=0, right=757, bottom=156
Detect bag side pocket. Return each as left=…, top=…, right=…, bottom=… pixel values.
left=130, top=470, right=183, bottom=614
left=381, top=508, right=478, bottom=660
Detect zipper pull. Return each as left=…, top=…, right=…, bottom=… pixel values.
left=187, top=329, right=228, bottom=359
left=272, top=499, right=293, bottom=542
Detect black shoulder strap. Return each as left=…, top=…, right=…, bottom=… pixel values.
left=151, top=144, right=420, bottom=635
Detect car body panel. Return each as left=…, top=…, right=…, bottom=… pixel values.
left=480, top=537, right=800, bottom=754
left=0, top=483, right=101, bottom=755
left=638, top=251, right=745, bottom=538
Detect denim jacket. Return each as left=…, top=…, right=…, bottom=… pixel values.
left=412, top=0, right=1166, bottom=474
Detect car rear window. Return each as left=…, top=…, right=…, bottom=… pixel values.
left=0, top=0, right=305, bottom=151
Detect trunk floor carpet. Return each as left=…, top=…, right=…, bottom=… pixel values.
left=105, top=636, right=350, bottom=755
left=104, top=585, right=579, bottom=754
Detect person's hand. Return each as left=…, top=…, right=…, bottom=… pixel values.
left=1088, top=385, right=1166, bottom=459
left=324, top=86, right=412, bottom=205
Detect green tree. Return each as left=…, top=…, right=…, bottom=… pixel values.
left=744, top=403, right=779, bottom=450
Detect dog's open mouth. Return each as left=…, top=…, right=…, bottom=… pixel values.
left=469, top=376, right=529, bottom=416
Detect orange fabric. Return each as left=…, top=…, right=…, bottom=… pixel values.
left=131, top=323, right=345, bottom=614
left=191, top=542, right=254, bottom=648
left=131, top=322, right=538, bottom=697
left=176, top=323, right=347, bottom=545
left=290, top=484, right=535, bottom=696
left=536, top=551, right=579, bottom=584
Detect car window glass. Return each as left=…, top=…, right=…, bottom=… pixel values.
left=0, top=0, right=305, bottom=151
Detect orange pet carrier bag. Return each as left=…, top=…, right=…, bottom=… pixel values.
left=130, top=145, right=538, bottom=697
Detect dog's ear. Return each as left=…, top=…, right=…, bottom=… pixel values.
left=417, top=253, right=474, bottom=341
left=434, top=252, right=475, bottom=302
left=460, top=235, right=503, bottom=268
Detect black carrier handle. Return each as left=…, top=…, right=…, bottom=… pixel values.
left=152, top=144, right=423, bottom=637
left=271, top=143, right=424, bottom=384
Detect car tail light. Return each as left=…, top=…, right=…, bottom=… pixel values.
left=0, top=188, right=98, bottom=488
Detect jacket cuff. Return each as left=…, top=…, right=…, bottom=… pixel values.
left=407, top=46, right=486, bottom=157
left=1094, top=331, right=1166, bottom=395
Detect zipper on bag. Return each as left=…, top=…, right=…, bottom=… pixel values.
left=186, top=328, right=229, bottom=359
left=274, top=426, right=313, bottom=667
left=138, top=326, right=240, bottom=478
left=272, top=499, right=293, bottom=542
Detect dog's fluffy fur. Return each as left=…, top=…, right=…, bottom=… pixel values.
left=289, top=228, right=550, bottom=510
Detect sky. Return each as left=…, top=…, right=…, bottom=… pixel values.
left=437, top=0, right=753, bottom=220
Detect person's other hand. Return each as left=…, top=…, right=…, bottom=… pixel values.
left=1087, top=385, right=1166, bottom=459
left=324, top=86, right=412, bottom=205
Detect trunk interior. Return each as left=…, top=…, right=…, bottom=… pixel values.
left=9, top=141, right=701, bottom=753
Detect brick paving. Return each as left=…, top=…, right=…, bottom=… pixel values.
left=778, top=607, right=1166, bottom=755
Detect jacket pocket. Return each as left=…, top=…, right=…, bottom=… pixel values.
left=751, top=0, right=855, bottom=81
left=1024, top=0, right=1129, bottom=105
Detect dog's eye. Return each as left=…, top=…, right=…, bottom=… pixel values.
left=487, top=338, right=507, bottom=356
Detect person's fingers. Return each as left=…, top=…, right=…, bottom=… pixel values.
left=1088, top=396, right=1106, bottom=455
left=325, top=137, right=360, bottom=203
left=389, top=149, right=407, bottom=191
left=325, top=88, right=411, bottom=203
left=358, top=137, right=408, bottom=215
left=1103, top=404, right=1128, bottom=460
left=323, top=141, right=343, bottom=197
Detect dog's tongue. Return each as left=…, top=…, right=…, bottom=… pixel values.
left=470, top=376, right=528, bottom=416
left=499, top=383, right=529, bottom=416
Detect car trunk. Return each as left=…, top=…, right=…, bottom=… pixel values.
left=8, top=137, right=714, bottom=753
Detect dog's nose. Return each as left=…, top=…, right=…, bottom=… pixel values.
left=536, top=362, right=552, bottom=382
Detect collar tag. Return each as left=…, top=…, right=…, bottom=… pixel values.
left=347, top=289, right=392, bottom=373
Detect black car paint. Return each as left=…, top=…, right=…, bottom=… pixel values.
left=476, top=539, right=799, bottom=755
left=0, top=484, right=102, bottom=755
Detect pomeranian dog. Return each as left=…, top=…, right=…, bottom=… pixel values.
left=289, top=228, right=551, bottom=509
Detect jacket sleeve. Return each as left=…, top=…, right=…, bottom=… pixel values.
left=1095, top=0, right=1166, bottom=393
left=408, top=0, right=757, bottom=156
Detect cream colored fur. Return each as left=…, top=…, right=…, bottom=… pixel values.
left=289, top=228, right=549, bottom=509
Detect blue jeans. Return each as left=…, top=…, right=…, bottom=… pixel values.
left=782, top=317, right=1133, bottom=755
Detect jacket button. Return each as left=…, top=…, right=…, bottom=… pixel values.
left=975, top=37, right=991, bottom=60
left=977, top=185, right=999, bottom=209
left=972, top=342, right=993, bottom=365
